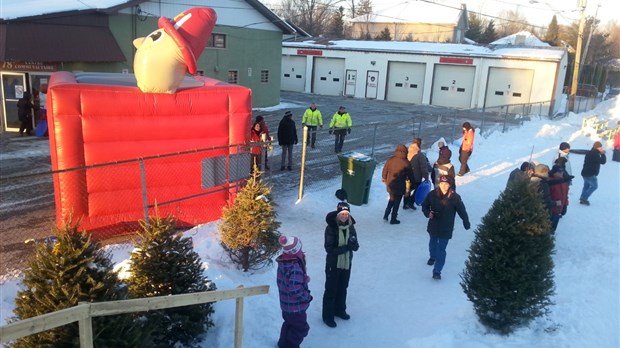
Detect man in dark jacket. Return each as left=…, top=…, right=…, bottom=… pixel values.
left=421, top=175, right=470, bottom=280
left=579, top=141, right=606, bottom=205
left=277, top=111, right=298, bottom=171
left=17, top=91, right=34, bottom=136
left=382, top=144, right=415, bottom=224
left=322, top=202, right=359, bottom=328
left=506, top=161, right=534, bottom=187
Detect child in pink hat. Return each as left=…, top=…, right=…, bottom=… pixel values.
left=276, top=235, right=312, bottom=348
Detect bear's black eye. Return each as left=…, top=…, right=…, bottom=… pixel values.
left=149, top=31, right=162, bottom=41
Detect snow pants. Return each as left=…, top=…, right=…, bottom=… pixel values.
left=278, top=311, right=309, bottom=348
left=322, top=266, right=351, bottom=321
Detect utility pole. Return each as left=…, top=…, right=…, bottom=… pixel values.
left=569, top=0, right=587, bottom=111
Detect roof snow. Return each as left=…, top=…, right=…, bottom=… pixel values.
left=490, top=31, right=550, bottom=47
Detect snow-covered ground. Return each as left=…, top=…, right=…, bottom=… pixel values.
left=2, top=99, right=619, bottom=348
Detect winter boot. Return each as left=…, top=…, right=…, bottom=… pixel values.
left=383, top=208, right=390, bottom=221
left=335, top=311, right=350, bottom=320
left=432, top=272, right=441, bottom=280
left=427, top=258, right=435, bottom=266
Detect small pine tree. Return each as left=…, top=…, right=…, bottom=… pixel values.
left=127, top=214, right=215, bottom=348
left=480, top=20, right=498, bottom=44
left=12, top=219, right=150, bottom=347
left=219, top=169, right=281, bottom=271
left=460, top=179, right=555, bottom=334
left=376, top=26, right=392, bottom=41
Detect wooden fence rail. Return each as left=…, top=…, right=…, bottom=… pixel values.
left=0, top=285, right=269, bottom=348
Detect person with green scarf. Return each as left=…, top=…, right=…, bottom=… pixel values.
left=322, top=202, right=360, bottom=328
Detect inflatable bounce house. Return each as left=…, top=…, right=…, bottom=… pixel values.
left=47, top=8, right=252, bottom=238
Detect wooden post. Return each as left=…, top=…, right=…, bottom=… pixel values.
left=234, top=286, right=245, bottom=348
left=77, top=302, right=93, bottom=348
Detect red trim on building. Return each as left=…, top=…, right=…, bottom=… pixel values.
left=439, top=57, right=473, bottom=65
left=297, top=49, right=323, bottom=56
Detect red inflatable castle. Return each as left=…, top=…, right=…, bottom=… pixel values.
left=47, top=72, right=252, bottom=238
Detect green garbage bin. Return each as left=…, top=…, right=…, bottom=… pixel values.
left=337, top=151, right=377, bottom=206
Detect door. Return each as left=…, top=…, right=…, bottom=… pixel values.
left=345, top=70, right=357, bottom=96
left=386, top=61, right=426, bottom=104
left=484, top=67, right=534, bottom=112
left=1, top=72, right=28, bottom=132
left=365, top=71, right=379, bottom=99
left=312, top=57, right=345, bottom=96
left=281, top=56, right=306, bottom=92
left=430, top=64, right=475, bottom=109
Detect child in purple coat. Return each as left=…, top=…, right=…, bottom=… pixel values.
left=277, top=235, right=312, bottom=348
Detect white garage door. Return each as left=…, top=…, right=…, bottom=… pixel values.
left=312, top=57, right=345, bottom=96
left=281, top=56, right=306, bottom=92
left=484, top=67, right=534, bottom=109
left=431, top=64, right=475, bottom=108
left=386, top=61, right=426, bottom=104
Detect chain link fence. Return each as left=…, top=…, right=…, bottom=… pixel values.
left=0, top=97, right=586, bottom=278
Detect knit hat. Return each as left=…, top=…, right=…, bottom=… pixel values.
left=559, top=142, right=570, bottom=151
left=279, top=235, right=302, bottom=255
left=256, top=115, right=264, bottom=122
left=337, top=202, right=350, bottom=213
left=335, top=189, right=348, bottom=201
left=284, top=111, right=293, bottom=117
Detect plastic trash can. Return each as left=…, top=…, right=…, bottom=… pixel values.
left=337, top=151, right=377, bottom=206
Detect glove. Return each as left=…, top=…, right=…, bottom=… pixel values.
left=429, top=211, right=440, bottom=219
left=305, top=275, right=311, bottom=283
left=555, top=200, right=562, bottom=207
left=561, top=205, right=567, bottom=216
left=320, top=125, right=323, bottom=129
left=464, top=221, right=471, bottom=230
left=295, top=140, right=298, bottom=145
left=347, top=128, right=351, bottom=134
left=329, top=130, right=333, bottom=135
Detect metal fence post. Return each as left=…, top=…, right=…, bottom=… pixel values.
left=371, top=124, right=378, bottom=157
left=139, top=159, right=148, bottom=221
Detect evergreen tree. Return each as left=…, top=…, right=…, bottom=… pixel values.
left=12, top=219, right=150, bottom=347
left=219, top=169, right=281, bottom=271
left=460, top=179, right=555, bottom=334
left=544, top=15, right=560, bottom=46
left=466, top=13, right=484, bottom=42
left=127, top=214, right=215, bottom=348
left=376, top=26, right=392, bottom=41
left=480, top=20, right=498, bottom=44
left=326, top=6, right=346, bottom=38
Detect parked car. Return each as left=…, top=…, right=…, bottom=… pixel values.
left=576, top=84, right=599, bottom=98
left=604, top=88, right=620, bottom=100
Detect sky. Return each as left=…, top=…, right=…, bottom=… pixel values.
left=1, top=0, right=617, bottom=29
left=1, top=94, right=619, bottom=347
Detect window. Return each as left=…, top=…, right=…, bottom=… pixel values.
left=228, top=70, right=238, bottom=84
left=207, top=33, right=226, bottom=48
left=260, top=70, right=269, bottom=83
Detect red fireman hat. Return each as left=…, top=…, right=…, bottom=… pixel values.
left=158, top=7, right=217, bottom=74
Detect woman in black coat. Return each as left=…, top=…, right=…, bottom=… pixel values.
left=277, top=111, right=298, bottom=171
left=322, top=202, right=359, bottom=328
left=421, top=175, right=470, bottom=280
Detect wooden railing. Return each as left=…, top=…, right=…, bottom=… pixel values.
left=0, top=285, right=269, bottom=348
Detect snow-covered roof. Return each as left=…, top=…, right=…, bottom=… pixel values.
left=490, top=31, right=550, bottom=47
left=0, top=0, right=129, bottom=20
left=283, top=39, right=565, bottom=61
left=350, top=1, right=463, bottom=24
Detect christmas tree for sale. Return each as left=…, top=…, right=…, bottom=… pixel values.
left=127, top=214, right=215, bottom=348
left=219, top=169, right=281, bottom=271
left=12, top=219, right=150, bottom=347
left=460, top=179, right=555, bottom=334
